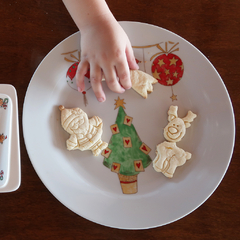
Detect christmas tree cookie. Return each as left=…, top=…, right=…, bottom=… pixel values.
left=59, top=105, right=108, bottom=156
left=153, top=106, right=197, bottom=178
left=102, top=97, right=152, bottom=194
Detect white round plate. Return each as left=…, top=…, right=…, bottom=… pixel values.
left=23, top=22, right=235, bottom=229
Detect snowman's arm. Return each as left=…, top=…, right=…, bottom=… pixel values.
left=77, top=135, right=95, bottom=151
left=89, top=116, right=103, bottom=128
left=67, top=134, right=93, bottom=151
left=66, top=134, right=78, bottom=150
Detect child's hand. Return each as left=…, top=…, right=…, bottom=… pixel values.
left=76, top=16, right=139, bottom=102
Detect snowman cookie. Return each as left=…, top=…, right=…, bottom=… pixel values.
left=153, top=106, right=197, bottom=178
left=59, top=105, right=108, bottom=156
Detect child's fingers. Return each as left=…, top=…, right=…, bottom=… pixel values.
left=76, top=61, right=89, bottom=92
left=103, top=66, right=126, bottom=93
left=90, top=64, right=106, bottom=102
left=115, top=59, right=132, bottom=90
left=126, top=43, right=139, bottom=70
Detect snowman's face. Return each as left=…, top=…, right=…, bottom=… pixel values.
left=68, top=110, right=89, bottom=134
left=164, top=118, right=186, bottom=142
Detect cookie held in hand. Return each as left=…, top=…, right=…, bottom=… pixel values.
left=101, top=70, right=157, bottom=99
left=130, top=70, right=158, bottom=99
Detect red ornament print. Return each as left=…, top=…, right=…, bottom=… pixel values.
left=152, top=53, right=184, bottom=86
left=66, top=62, right=79, bottom=80
left=66, top=62, right=90, bottom=80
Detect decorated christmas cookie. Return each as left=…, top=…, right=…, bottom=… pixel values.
left=153, top=106, right=197, bottom=178
left=130, top=70, right=158, bottom=99
left=103, top=97, right=152, bottom=194
left=59, top=105, right=108, bottom=156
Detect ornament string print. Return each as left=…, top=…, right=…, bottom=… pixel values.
left=62, top=42, right=184, bottom=102
left=133, top=41, right=184, bottom=101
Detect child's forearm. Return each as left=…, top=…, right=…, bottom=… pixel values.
left=62, top=0, right=114, bottom=32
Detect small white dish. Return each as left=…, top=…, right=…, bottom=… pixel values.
left=0, top=84, right=21, bottom=192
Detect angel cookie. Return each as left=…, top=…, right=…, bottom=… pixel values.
left=153, top=106, right=197, bottom=178
left=59, top=105, right=108, bottom=156
left=130, top=70, right=158, bottom=99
